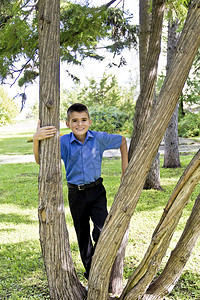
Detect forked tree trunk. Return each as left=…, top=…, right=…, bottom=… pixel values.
left=121, top=150, right=200, bottom=299
left=110, top=0, right=162, bottom=293
left=146, top=192, right=200, bottom=298
left=87, top=2, right=200, bottom=299
left=38, top=0, right=86, bottom=299
left=164, top=19, right=181, bottom=168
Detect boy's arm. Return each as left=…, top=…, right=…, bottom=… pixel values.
left=33, top=120, right=57, bottom=164
left=120, top=136, right=128, bottom=180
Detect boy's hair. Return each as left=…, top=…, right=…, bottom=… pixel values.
left=67, top=103, right=90, bottom=120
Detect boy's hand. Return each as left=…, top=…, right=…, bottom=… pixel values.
left=33, top=120, right=57, bottom=141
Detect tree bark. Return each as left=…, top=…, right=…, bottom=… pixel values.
left=121, top=150, right=200, bottom=299
left=87, top=2, right=200, bottom=298
left=129, top=0, right=164, bottom=190
left=139, top=0, right=151, bottom=88
left=145, top=192, right=200, bottom=299
left=38, top=0, right=86, bottom=299
left=164, top=19, right=181, bottom=168
left=109, top=227, right=129, bottom=295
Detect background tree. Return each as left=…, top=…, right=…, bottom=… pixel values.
left=0, top=86, right=19, bottom=125
left=163, top=18, right=181, bottom=168
left=128, top=0, right=164, bottom=190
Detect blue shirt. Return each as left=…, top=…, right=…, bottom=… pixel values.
left=60, top=130, right=122, bottom=185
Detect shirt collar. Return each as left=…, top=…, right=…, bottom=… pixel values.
left=70, top=130, right=94, bottom=144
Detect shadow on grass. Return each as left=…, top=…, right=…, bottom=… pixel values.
left=0, top=240, right=49, bottom=299
left=0, top=213, right=37, bottom=224
left=0, top=136, right=34, bottom=155
left=124, top=258, right=200, bottom=299
left=0, top=239, right=84, bottom=299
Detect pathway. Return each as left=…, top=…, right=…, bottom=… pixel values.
left=0, top=137, right=199, bottom=164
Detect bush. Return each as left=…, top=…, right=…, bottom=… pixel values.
left=60, top=74, right=135, bottom=135
left=178, top=111, right=200, bottom=137
left=90, top=106, right=132, bottom=134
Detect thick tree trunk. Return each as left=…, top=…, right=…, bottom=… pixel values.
left=38, top=0, right=86, bottom=299
left=164, top=19, right=181, bottom=168
left=129, top=0, right=164, bottom=190
left=87, top=2, right=200, bottom=298
left=110, top=0, right=162, bottom=293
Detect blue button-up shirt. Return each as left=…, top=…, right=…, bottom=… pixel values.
left=60, top=130, right=122, bottom=185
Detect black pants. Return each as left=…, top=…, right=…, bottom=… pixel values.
left=68, top=182, right=108, bottom=279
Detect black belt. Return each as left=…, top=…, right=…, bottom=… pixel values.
left=67, top=177, right=103, bottom=191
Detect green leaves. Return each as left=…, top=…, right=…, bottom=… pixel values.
left=0, top=1, right=137, bottom=89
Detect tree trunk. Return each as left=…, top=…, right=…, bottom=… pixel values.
left=87, top=2, right=200, bottom=298
left=164, top=103, right=181, bottom=168
left=121, top=149, right=200, bottom=299
left=143, top=153, right=162, bottom=190
left=139, top=0, right=151, bottom=88
left=164, top=19, right=181, bottom=168
left=145, top=192, right=200, bottom=299
left=129, top=0, right=164, bottom=190
left=109, top=227, right=129, bottom=295
left=38, top=0, right=86, bottom=299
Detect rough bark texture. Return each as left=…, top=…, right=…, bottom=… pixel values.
left=139, top=0, right=151, bottom=87
left=38, top=0, right=86, bottom=299
left=164, top=19, right=181, bottom=168
left=87, top=2, right=200, bottom=299
left=109, top=228, right=129, bottom=295
left=128, top=0, right=165, bottom=158
left=129, top=0, right=164, bottom=190
left=122, top=150, right=200, bottom=299
left=145, top=192, right=200, bottom=299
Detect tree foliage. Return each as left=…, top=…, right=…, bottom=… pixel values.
left=60, top=73, right=135, bottom=133
left=0, top=0, right=137, bottom=89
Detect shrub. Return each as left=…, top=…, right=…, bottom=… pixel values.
left=178, top=111, right=200, bottom=137
left=90, top=106, right=133, bottom=134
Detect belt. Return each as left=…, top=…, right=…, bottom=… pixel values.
left=67, top=177, right=103, bottom=191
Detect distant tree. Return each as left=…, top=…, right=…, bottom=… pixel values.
left=163, top=18, right=181, bottom=168
left=128, top=0, right=164, bottom=190
left=0, top=87, right=19, bottom=125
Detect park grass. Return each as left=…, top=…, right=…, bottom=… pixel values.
left=0, top=154, right=200, bottom=299
left=0, top=124, right=70, bottom=155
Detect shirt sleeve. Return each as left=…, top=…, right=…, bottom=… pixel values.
left=60, top=135, right=68, bottom=160
left=98, top=132, right=122, bottom=150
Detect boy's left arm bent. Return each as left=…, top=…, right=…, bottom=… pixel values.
left=120, top=136, right=128, bottom=180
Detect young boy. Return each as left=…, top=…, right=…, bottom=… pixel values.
left=33, top=103, right=128, bottom=279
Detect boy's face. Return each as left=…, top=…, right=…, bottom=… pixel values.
left=66, top=111, right=92, bottom=141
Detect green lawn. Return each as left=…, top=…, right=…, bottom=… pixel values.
left=0, top=121, right=200, bottom=299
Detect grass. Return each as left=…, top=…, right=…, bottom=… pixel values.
left=0, top=120, right=200, bottom=299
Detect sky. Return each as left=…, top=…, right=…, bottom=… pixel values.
left=4, top=0, right=155, bottom=119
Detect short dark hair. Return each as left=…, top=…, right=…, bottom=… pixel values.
left=67, top=103, right=90, bottom=120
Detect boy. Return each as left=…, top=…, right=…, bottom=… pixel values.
left=33, top=103, right=128, bottom=279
